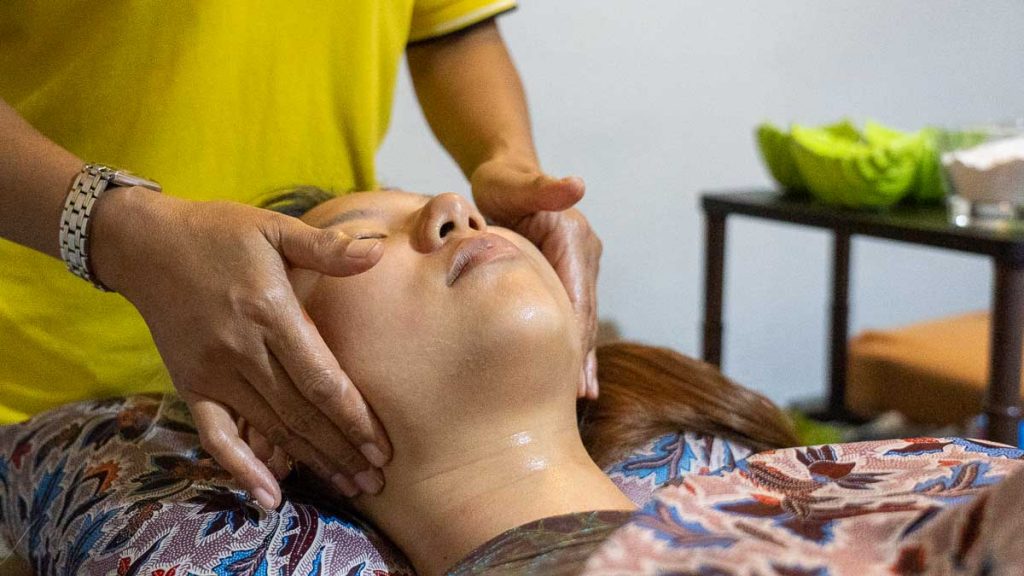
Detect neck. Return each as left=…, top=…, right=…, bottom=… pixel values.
left=355, top=416, right=636, bottom=575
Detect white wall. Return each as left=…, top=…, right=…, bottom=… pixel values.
left=378, top=1, right=1024, bottom=406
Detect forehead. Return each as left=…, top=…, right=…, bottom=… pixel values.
left=302, top=190, right=431, bottom=227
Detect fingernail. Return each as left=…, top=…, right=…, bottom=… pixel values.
left=346, top=239, right=380, bottom=259
left=252, top=487, right=276, bottom=509
left=354, top=469, right=383, bottom=495
left=565, top=176, right=586, bottom=191
left=361, top=443, right=388, bottom=468
left=332, top=473, right=359, bottom=498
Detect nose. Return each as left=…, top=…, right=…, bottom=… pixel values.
left=414, top=193, right=487, bottom=252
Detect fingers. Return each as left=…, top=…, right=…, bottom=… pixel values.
left=553, top=224, right=599, bottom=394
left=259, top=216, right=390, bottom=495
left=235, top=416, right=273, bottom=462
left=575, top=279, right=598, bottom=400
left=584, top=348, right=599, bottom=400
left=271, top=215, right=384, bottom=277
left=513, top=209, right=601, bottom=400
left=120, top=201, right=386, bottom=507
left=237, top=417, right=293, bottom=481
left=187, top=395, right=281, bottom=508
left=575, top=344, right=599, bottom=401
left=244, top=343, right=383, bottom=497
left=263, top=304, right=391, bottom=489
left=264, top=446, right=295, bottom=482
left=577, top=363, right=587, bottom=399
left=228, top=367, right=367, bottom=498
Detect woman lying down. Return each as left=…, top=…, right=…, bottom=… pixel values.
left=0, top=187, right=798, bottom=569
left=0, top=189, right=798, bottom=575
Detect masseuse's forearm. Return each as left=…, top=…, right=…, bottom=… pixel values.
left=0, top=97, right=84, bottom=258
left=407, top=20, right=539, bottom=177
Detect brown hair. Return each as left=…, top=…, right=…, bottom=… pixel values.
left=579, top=342, right=799, bottom=468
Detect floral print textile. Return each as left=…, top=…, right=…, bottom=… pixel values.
left=605, top=432, right=753, bottom=507
left=0, top=394, right=414, bottom=575
left=9, top=394, right=1023, bottom=575
left=584, top=438, right=1024, bottom=575
left=0, top=394, right=739, bottom=574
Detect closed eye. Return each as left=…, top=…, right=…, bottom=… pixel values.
left=353, top=233, right=388, bottom=240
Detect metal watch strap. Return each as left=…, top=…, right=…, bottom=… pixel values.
left=58, top=164, right=160, bottom=292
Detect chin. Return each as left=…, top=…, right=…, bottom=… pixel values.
left=474, top=263, right=569, bottom=317
left=461, top=275, right=580, bottom=366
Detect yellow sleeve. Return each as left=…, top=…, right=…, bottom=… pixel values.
left=409, top=0, right=518, bottom=43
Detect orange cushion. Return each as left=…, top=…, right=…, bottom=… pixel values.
left=847, top=311, right=1024, bottom=425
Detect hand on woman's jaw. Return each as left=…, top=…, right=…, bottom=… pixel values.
left=286, top=190, right=633, bottom=575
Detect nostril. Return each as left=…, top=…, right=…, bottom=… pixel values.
left=469, top=217, right=481, bottom=231
left=439, top=221, right=455, bottom=238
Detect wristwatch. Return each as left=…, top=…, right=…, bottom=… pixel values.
left=59, top=163, right=163, bottom=291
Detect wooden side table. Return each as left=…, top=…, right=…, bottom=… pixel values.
left=701, top=190, right=1024, bottom=446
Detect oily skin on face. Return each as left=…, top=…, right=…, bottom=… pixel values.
left=288, top=191, right=632, bottom=575
left=292, top=190, right=581, bottom=455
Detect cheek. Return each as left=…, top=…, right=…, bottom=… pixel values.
left=305, top=257, right=434, bottom=373
left=520, top=247, right=576, bottom=318
left=494, top=230, right=573, bottom=311
left=489, top=267, right=576, bottom=335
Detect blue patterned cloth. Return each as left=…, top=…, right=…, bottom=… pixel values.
left=0, top=394, right=746, bottom=574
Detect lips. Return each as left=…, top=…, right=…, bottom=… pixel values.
left=446, top=233, right=520, bottom=286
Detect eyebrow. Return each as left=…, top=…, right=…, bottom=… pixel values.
left=317, top=193, right=434, bottom=228
left=318, top=207, right=388, bottom=228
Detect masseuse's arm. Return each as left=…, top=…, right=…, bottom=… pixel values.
left=407, top=19, right=602, bottom=398
left=0, top=98, right=390, bottom=506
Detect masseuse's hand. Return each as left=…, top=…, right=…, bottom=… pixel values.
left=471, top=157, right=602, bottom=400
left=90, top=188, right=390, bottom=508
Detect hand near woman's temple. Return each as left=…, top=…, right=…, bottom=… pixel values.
left=86, top=189, right=393, bottom=507
left=0, top=100, right=389, bottom=507
left=470, top=158, right=602, bottom=399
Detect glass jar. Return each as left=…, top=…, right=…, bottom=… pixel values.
left=940, top=120, right=1024, bottom=230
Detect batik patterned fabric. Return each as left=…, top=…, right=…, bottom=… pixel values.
left=584, top=437, right=1024, bottom=575
left=447, top=510, right=633, bottom=575
left=0, top=394, right=414, bottom=575
left=0, top=394, right=740, bottom=574
left=604, top=432, right=753, bottom=507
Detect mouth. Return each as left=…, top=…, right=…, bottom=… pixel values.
left=446, top=233, right=520, bottom=286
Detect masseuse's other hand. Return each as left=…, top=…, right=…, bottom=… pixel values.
left=471, top=158, right=602, bottom=400
left=90, top=188, right=390, bottom=508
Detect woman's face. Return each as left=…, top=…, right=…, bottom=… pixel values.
left=292, top=191, right=581, bottom=429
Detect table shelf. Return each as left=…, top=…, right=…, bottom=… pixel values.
left=701, top=190, right=1024, bottom=445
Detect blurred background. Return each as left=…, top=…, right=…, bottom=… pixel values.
left=378, top=0, right=1024, bottom=407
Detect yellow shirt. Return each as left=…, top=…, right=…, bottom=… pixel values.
left=0, top=0, right=516, bottom=424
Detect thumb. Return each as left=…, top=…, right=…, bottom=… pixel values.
left=478, top=168, right=586, bottom=223
left=531, top=175, right=586, bottom=212
left=272, top=217, right=384, bottom=276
